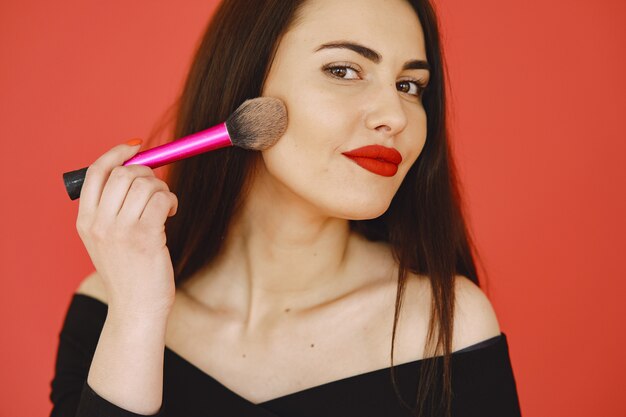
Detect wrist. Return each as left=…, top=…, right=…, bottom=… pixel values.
left=105, top=306, right=170, bottom=332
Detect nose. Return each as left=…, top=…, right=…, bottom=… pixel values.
left=364, top=83, right=409, bottom=137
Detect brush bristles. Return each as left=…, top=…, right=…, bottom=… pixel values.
left=226, top=97, right=288, bottom=151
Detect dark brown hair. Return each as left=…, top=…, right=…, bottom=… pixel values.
left=155, top=1, right=483, bottom=416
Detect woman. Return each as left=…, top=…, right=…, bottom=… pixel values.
left=50, top=0, right=521, bottom=416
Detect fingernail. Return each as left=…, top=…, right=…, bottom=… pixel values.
left=125, top=138, right=143, bottom=146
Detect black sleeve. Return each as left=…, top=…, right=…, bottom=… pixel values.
left=75, top=381, right=164, bottom=417
left=450, top=333, right=523, bottom=417
left=49, top=294, right=164, bottom=417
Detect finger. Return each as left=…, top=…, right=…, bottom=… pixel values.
left=139, top=191, right=178, bottom=227
left=117, top=176, right=170, bottom=223
left=78, top=141, right=143, bottom=219
left=96, top=164, right=156, bottom=221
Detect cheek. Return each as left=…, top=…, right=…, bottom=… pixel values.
left=404, top=110, right=428, bottom=166
left=257, top=97, right=360, bottom=211
left=266, top=87, right=355, bottom=161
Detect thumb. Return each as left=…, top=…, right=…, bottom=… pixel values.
left=123, top=138, right=143, bottom=155
left=103, top=138, right=144, bottom=166
left=112, top=137, right=144, bottom=164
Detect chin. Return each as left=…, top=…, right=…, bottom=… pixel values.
left=330, top=198, right=392, bottom=221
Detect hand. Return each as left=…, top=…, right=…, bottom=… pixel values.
left=76, top=140, right=178, bottom=318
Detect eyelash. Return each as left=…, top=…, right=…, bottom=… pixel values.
left=322, top=63, right=428, bottom=98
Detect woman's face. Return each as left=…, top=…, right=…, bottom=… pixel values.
left=259, top=0, right=430, bottom=220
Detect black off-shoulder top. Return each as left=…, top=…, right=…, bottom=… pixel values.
left=50, top=294, right=521, bottom=417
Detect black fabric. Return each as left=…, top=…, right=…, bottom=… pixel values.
left=50, top=294, right=522, bottom=417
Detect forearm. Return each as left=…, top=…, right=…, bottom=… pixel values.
left=86, top=308, right=169, bottom=415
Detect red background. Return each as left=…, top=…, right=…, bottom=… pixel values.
left=1, top=0, right=624, bottom=416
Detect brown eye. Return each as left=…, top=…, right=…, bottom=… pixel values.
left=330, top=67, right=348, bottom=77
left=396, top=80, right=426, bottom=97
left=323, top=64, right=360, bottom=80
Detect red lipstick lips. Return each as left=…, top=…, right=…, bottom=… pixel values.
left=342, top=145, right=402, bottom=177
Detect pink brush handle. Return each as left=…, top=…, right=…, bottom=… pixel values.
left=122, top=122, right=232, bottom=169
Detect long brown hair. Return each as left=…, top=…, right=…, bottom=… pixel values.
left=155, top=1, right=482, bottom=416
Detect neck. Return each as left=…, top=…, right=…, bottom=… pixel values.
left=182, top=165, right=366, bottom=329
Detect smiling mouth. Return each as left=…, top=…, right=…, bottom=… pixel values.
left=341, top=145, right=402, bottom=177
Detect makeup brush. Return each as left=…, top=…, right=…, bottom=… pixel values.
left=63, top=97, right=287, bottom=200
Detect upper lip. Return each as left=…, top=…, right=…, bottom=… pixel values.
left=342, top=145, right=402, bottom=165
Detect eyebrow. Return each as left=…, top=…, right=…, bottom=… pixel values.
left=314, top=41, right=430, bottom=72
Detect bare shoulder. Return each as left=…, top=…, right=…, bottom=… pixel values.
left=75, top=270, right=109, bottom=306
left=452, top=275, right=501, bottom=349
left=397, top=273, right=501, bottom=352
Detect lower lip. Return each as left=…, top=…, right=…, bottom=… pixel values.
left=343, top=155, right=398, bottom=177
